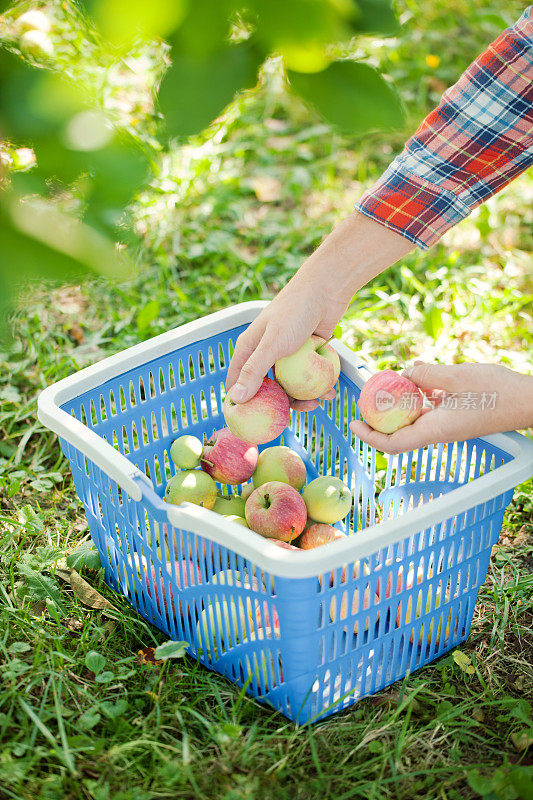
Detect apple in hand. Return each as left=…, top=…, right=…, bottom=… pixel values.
left=223, top=377, right=290, bottom=445
left=297, top=523, right=338, bottom=549
left=164, top=470, right=217, bottom=509
left=201, top=427, right=258, bottom=484
left=252, top=445, right=306, bottom=491
left=245, top=481, right=307, bottom=542
left=358, top=370, right=424, bottom=434
left=274, top=335, right=340, bottom=401
left=145, top=559, right=201, bottom=617
left=302, top=476, right=352, bottom=524
left=170, top=435, right=203, bottom=469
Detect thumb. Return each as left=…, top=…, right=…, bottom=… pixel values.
left=403, top=362, right=460, bottom=393
left=228, top=334, right=278, bottom=403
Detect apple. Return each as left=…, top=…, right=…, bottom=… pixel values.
left=212, top=493, right=246, bottom=517
left=225, top=514, right=249, bottom=527
left=274, top=335, right=340, bottom=401
left=297, top=522, right=337, bottom=550
left=242, top=629, right=280, bottom=690
left=170, top=435, right=203, bottom=469
left=201, top=427, right=258, bottom=484
left=302, top=476, right=352, bottom=524
left=164, top=470, right=217, bottom=509
left=16, top=10, right=52, bottom=34
left=223, top=377, right=290, bottom=445
left=145, top=559, right=201, bottom=617
left=265, top=538, right=301, bottom=552
left=19, top=30, right=54, bottom=59
left=245, top=481, right=307, bottom=542
left=329, top=560, right=378, bottom=633
left=358, top=370, right=424, bottom=434
left=252, top=445, right=306, bottom=491
left=240, top=482, right=255, bottom=501
left=196, top=598, right=247, bottom=659
left=397, top=581, right=451, bottom=647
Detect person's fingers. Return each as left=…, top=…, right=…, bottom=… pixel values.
left=402, top=362, right=465, bottom=394
left=290, top=398, right=320, bottom=412
left=349, top=413, right=445, bottom=454
left=225, top=321, right=265, bottom=392
left=227, top=330, right=282, bottom=403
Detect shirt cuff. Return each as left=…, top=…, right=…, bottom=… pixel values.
left=354, top=165, right=473, bottom=250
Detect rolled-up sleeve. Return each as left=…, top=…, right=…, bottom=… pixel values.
left=355, top=6, right=533, bottom=249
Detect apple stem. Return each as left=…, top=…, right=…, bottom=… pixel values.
left=317, top=334, right=336, bottom=353
left=202, top=458, right=214, bottom=467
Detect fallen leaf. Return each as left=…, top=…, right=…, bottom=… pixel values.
left=68, top=323, right=84, bottom=344
left=511, top=731, right=533, bottom=752
left=472, top=707, right=485, bottom=723
left=137, top=647, right=164, bottom=668
left=69, top=570, right=116, bottom=611
left=251, top=176, right=282, bottom=202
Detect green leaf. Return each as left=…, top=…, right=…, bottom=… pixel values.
left=17, top=563, right=66, bottom=614
left=100, top=698, right=128, bottom=719
left=95, top=670, right=115, bottom=683
left=423, top=306, right=444, bottom=339
left=467, top=769, right=494, bottom=796
left=66, top=544, right=102, bottom=572
left=509, top=766, right=533, bottom=800
left=85, top=651, right=106, bottom=675
left=89, top=0, right=187, bottom=45
left=78, top=710, right=101, bottom=731
left=137, top=300, right=160, bottom=333
left=288, top=60, right=404, bottom=134
left=159, top=40, right=262, bottom=138
left=351, top=0, right=399, bottom=35
left=154, top=640, right=188, bottom=660
left=8, top=642, right=31, bottom=655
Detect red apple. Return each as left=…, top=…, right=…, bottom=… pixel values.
left=274, top=335, right=340, bottom=401
left=265, top=538, right=302, bottom=552
left=201, top=427, right=258, bottom=485
left=245, top=481, right=307, bottom=542
left=297, top=522, right=337, bottom=550
left=145, top=559, right=201, bottom=616
left=358, top=370, right=424, bottom=434
left=223, top=377, right=290, bottom=445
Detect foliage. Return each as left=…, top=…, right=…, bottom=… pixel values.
left=0, top=0, right=402, bottom=331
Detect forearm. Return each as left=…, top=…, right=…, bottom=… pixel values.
left=496, top=368, right=533, bottom=432
left=290, top=211, right=414, bottom=305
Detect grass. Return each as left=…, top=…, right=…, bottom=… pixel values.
left=1, top=0, right=532, bottom=798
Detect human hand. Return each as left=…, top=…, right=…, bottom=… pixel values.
left=225, top=212, right=413, bottom=411
left=349, top=362, right=533, bottom=454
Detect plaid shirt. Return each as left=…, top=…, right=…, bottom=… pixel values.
left=355, top=6, right=533, bottom=249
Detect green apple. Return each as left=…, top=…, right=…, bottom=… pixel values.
left=170, top=435, right=203, bottom=469
left=399, top=583, right=451, bottom=647
left=212, top=493, right=246, bottom=517
left=275, top=335, right=340, bottom=401
left=224, top=514, right=249, bottom=528
left=164, top=470, right=217, bottom=509
left=252, top=445, right=306, bottom=490
left=242, top=629, right=278, bottom=691
left=302, top=476, right=352, bottom=523
left=241, top=482, right=255, bottom=501
left=196, top=598, right=247, bottom=659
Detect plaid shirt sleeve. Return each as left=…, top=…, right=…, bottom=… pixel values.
left=355, top=6, right=533, bottom=249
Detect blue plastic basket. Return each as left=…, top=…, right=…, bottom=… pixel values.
left=38, top=301, right=533, bottom=723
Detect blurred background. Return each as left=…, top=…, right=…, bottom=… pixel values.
left=0, top=3, right=531, bottom=798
